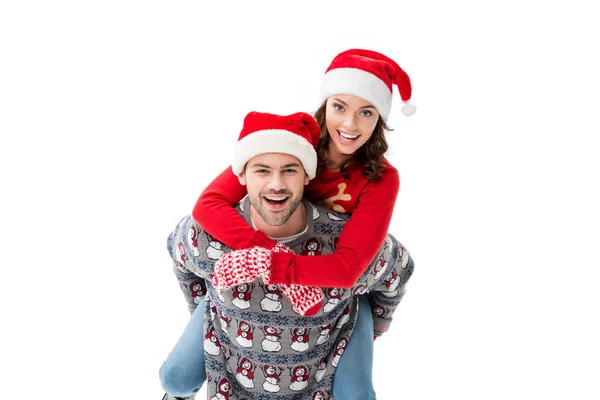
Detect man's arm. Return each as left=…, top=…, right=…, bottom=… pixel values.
left=171, top=262, right=207, bottom=315
left=367, top=236, right=415, bottom=337
left=167, top=215, right=218, bottom=313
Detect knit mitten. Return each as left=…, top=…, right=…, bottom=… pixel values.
left=213, top=244, right=323, bottom=316
left=278, top=282, right=323, bottom=316
left=212, top=246, right=272, bottom=291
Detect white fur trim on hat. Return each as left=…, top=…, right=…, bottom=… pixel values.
left=318, top=67, right=393, bottom=121
left=232, top=129, right=317, bottom=179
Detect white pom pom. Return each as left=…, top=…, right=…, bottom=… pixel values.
left=401, top=102, right=417, bottom=116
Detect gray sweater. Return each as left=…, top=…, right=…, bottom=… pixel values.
left=168, top=198, right=414, bottom=400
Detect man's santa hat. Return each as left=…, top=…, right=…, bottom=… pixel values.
left=232, top=111, right=320, bottom=179
left=318, top=48, right=416, bottom=121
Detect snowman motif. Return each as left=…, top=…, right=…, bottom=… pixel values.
left=311, top=204, right=320, bottom=220
left=372, top=258, right=389, bottom=281
left=301, top=238, right=321, bottom=256
left=331, top=337, right=348, bottom=368
left=204, top=326, right=221, bottom=356
left=205, top=233, right=224, bottom=260
left=210, top=377, right=231, bottom=400
left=262, top=365, right=282, bottom=393
left=261, top=325, right=282, bottom=352
left=327, top=212, right=343, bottom=221
left=315, top=357, right=327, bottom=382
left=384, top=236, right=393, bottom=255
left=189, top=280, right=206, bottom=304
left=187, top=226, right=200, bottom=257
left=235, top=357, right=255, bottom=389
left=316, top=323, right=332, bottom=346
left=232, top=283, right=252, bottom=309
left=399, top=246, right=410, bottom=268
left=373, top=305, right=387, bottom=319
left=235, top=321, right=254, bottom=348
left=176, top=242, right=186, bottom=264
left=323, top=288, right=343, bottom=313
left=290, top=327, right=310, bottom=352
left=208, top=298, right=217, bottom=321
left=289, top=365, right=309, bottom=391
left=312, top=391, right=327, bottom=400
left=382, top=271, right=401, bottom=297
left=352, top=284, right=368, bottom=296
left=260, top=284, right=283, bottom=312
left=336, top=305, right=350, bottom=328
left=219, top=310, right=230, bottom=334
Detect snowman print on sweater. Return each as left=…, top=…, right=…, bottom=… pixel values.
left=235, top=320, right=254, bottom=348
left=260, top=283, right=283, bottom=312
left=290, top=327, right=310, bottom=352
left=231, top=283, right=252, bottom=309
left=331, top=337, right=349, bottom=368
left=262, top=365, right=282, bottom=393
left=186, top=225, right=200, bottom=257
left=261, top=325, right=282, bottom=352
left=235, top=357, right=256, bottom=389
left=289, top=365, right=310, bottom=391
left=204, top=326, right=221, bottom=356
left=205, top=233, right=224, bottom=260
left=210, top=377, right=232, bottom=400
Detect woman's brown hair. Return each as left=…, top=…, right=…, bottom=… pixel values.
left=314, top=101, right=393, bottom=182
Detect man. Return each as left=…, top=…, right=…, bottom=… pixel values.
left=160, top=111, right=414, bottom=400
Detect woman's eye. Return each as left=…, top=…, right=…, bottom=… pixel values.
left=333, top=104, right=344, bottom=112
left=361, top=110, right=372, bottom=117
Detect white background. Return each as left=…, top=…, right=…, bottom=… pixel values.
left=1, top=1, right=599, bottom=399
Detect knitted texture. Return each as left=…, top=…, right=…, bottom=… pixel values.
left=213, top=243, right=323, bottom=316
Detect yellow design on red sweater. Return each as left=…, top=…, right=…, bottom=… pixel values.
left=322, top=183, right=352, bottom=213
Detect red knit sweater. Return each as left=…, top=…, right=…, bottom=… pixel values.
left=192, top=161, right=400, bottom=288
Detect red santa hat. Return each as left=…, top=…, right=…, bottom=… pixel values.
left=318, top=48, right=416, bottom=121
left=232, top=111, right=320, bottom=179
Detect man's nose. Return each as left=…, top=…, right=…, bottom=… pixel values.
left=267, top=173, right=287, bottom=191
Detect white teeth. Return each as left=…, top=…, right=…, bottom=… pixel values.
left=339, top=132, right=358, bottom=140
left=265, top=196, right=287, bottom=201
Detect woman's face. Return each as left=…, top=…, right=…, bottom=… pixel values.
left=325, top=94, right=379, bottom=160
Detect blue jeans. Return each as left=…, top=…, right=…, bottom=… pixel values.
left=159, top=295, right=375, bottom=399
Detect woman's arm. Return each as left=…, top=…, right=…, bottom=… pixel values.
left=269, top=167, right=400, bottom=288
left=192, top=167, right=277, bottom=250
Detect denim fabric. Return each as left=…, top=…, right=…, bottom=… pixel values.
left=332, top=295, right=376, bottom=400
left=159, top=298, right=206, bottom=398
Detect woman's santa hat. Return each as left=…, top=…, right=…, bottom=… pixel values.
left=318, top=48, right=416, bottom=121
left=232, top=111, right=320, bottom=179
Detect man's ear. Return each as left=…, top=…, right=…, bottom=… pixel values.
left=304, top=173, right=310, bottom=186
left=238, top=173, right=246, bottom=186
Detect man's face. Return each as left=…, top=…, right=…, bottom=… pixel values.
left=239, top=153, right=309, bottom=227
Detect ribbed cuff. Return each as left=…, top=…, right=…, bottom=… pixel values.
left=270, top=252, right=295, bottom=284
left=250, top=230, right=278, bottom=249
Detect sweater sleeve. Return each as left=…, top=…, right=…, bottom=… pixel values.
left=269, top=167, right=400, bottom=288
left=192, top=166, right=277, bottom=250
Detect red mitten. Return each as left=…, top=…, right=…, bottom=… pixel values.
left=213, top=243, right=324, bottom=316
left=278, top=282, right=323, bottom=316
left=265, top=243, right=323, bottom=316
left=213, top=246, right=273, bottom=291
